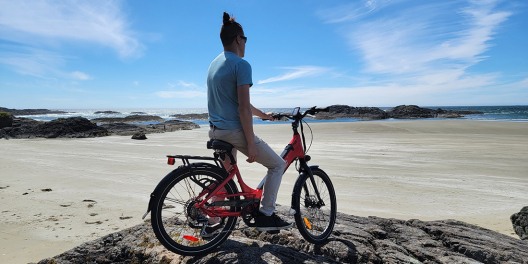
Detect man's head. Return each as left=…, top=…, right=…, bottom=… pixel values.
left=220, top=12, right=246, bottom=57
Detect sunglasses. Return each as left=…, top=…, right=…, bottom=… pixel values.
left=233, top=35, right=247, bottom=43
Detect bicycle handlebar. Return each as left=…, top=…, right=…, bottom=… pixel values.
left=262, top=106, right=329, bottom=121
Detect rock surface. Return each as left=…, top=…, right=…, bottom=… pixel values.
left=0, top=117, right=201, bottom=139
left=0, top=112, right=13, bottom=128
left=314, top=105, right=483, bottom=120
left=132, top=131, right=147, bottom=140
left=315, top=105, right=389, bottom=120
left=0, top=106, right=67, bottom=116
left=91, top=115, right=166, bottom=124
left=387, top=105, right=484, bottom=119
left=94, top=111, right=121, bottom=114
left=511, top=206, right=528, bottom=240
left=170, top=113, right=209, bottom=120
left=35, top=207, right=527, bottom=264
left=1, top=117, right=108, bottom=139
left=101, top=120, right=200, bottom=136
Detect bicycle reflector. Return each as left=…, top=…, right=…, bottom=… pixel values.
left=304, top=217, right=312, bottom=229
left=183, top=235, right=199, bottom=242
left=167, top=157, right=175, bottom=165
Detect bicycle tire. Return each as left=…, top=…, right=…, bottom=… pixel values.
left=292, top=167, right=336, bottom=244
left=150, top=166, right=239, bottom=255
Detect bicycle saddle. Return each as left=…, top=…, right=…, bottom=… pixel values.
left=207, top=139, right=234, bottom=152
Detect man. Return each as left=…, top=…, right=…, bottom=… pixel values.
left=207, top=12, right=292, bottom=232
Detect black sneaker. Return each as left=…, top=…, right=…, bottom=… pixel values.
left=255, top=212, right=293, bottom=231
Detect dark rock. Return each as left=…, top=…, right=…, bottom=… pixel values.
left=130, top=112, right=147, bottom=115
left=1, top=117, right=108, bottom=139
left=35, top=206, right=528, bottom=264
left=0, top=112, right=13, bottom=128
left=38, top=117, right=108, bottom=138
left=94, top=111, right=121, bottom=114
left=170, top=113, right=209, bottom=120
left=436, top=108, right=484, bottom=118
left=387, top=105, right=437, bottom=119
left=100, top=120, right=200, bottom=136
left=387, top=105, right=484, bottom=119
left=314, top=105, right=389, bottom=120
left=147, top=120, right=201, bottom=132
left=91, top=115, right=165, bottom=124
left=0, top=107, right=67, bottom=116
left=511, top=206, right=528, bottom=240
left=131, top=132, right=147, bottom=140
left=100, top=123, right=144, bottom=136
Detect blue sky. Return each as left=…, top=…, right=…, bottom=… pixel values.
left=0, top=0, right=527, bottom=109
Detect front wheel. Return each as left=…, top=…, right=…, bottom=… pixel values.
left=292, top=168, right=336, bottom=244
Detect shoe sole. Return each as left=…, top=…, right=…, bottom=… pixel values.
left=255, top=223, right=293, bottom=232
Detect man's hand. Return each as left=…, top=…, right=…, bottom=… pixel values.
left=246, top=142, right=258, bottom=163
left=263, top=112, right=276, bottom=121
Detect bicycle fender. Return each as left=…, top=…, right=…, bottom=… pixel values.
left=142, top=162, right=226, bottom=219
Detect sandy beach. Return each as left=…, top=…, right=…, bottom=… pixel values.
left=1, top=119, right=527, bottom=263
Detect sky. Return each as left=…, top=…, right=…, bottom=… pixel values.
left=0, top=0, right=527, bottom=109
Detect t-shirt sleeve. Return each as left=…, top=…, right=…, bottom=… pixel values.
left=236, top=60, right=253, bottom=87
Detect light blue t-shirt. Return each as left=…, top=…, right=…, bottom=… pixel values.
left=207, top=51, right=253, bottom=130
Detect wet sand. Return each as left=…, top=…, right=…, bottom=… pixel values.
left=1, top=120, right=527, bottom=263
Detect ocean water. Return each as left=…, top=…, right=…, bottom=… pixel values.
left=15, top=105, right=528, bottom=124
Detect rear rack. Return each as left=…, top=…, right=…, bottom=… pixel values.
left=167, top=155, right=222, bottom=167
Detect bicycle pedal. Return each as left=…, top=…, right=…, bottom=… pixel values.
left=266, top=230, right=280, bottom=234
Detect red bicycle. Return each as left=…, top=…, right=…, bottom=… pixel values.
left=143, top=106, right=337, bottom=255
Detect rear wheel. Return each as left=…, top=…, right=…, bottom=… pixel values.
left=150, top=167, right=239, bottom=255
left=292, top=168, right=336, bottom=244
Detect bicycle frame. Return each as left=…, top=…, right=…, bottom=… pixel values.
left=157, top=107, right=326, bottom=221
left=194, top=128, right=308, bottom=217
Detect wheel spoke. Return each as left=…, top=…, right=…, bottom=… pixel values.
left=151, top=169, right=238, bottom=254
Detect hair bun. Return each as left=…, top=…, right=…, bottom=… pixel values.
left=223, top=12, right=232, bottom=25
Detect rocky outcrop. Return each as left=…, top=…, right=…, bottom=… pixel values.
left=101, top=120, right=200, bottom=136
left=132, top=132, right=147, bottom=140
left=170, top=113, right=209, bottom=120
left=100, top=123, right=145, bottom=136
left=387, top=105, right=484, bottom=119
left=0, top=107, right=67, bottom=116
left=313, top=105, right=483, bottom=120
left=511, top=206, right=528, bottom=240
left=0, top=112, right=13, bottom=128
left=91, top=115, right=165, bottom=124
left=386, top=105, right=437, bottom=119
left=36, top=207, right=527, bottom=264
left=315, top=105, right=389, bottom=120
left=0, top=117, right=108, bottom=139
left=1, top=118, right=201, bottom=139
left=94, top=111, right=121, bottom=114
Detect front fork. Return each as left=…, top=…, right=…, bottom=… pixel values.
left=290, top=158, right=324, bottom=213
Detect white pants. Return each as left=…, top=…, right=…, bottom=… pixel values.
left=209, top=128, right=286, bottom=216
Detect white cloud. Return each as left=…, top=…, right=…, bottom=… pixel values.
left=178, top=80, right=201, bottom=89
left=71, top=71, right=91, bottom=80
left=340, top=0, right=511, bottom=75
left=318, top=0, right=399, bottom=24
left=0, top=49, right=58, bottom=77
left=133, top=81, right=139, bottom=86
left=155, top=91, right=207, bottom=99
left=0, top=0, right=143, bottom=58
left=258, top=66, right=331, bottom=84
left=251, top=72, right=506, bottom=107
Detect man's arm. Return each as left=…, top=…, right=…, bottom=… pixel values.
left=251, top=105, right=275, bottom=121
left=238, top=84, right=258, bottom=163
